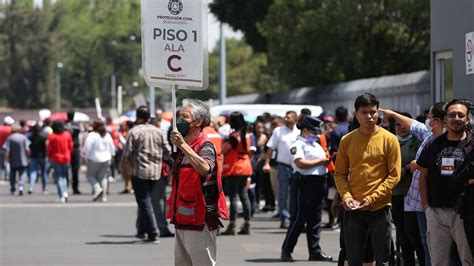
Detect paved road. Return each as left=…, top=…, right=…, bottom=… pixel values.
left=0, top=176, right=342, bottom=265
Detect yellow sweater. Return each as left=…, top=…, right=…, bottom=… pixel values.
left=334, top=127, right=401, bottom=211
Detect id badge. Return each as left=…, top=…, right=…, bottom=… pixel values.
left=440, top=157, right=455, bottom=176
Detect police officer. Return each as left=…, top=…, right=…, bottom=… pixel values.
left=281, top=115, right=333, bottom=262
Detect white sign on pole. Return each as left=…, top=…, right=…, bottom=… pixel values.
left=466, top=32, right=474, bottom=75
left=141, top=0, right=208, bottom=90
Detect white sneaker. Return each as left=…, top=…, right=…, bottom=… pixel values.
left=108, top=176, right=116, bottom=183
left=93, top=187, right=104, bottom=202
left=59, top=197, right=66, bottom=203
left=101, top=197, right=107, bottom=202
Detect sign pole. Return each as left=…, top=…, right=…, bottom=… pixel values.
left=171, top=84, right=177, bottom=152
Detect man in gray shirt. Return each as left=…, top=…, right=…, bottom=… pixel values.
left=3, top=124, right=30, bottom=195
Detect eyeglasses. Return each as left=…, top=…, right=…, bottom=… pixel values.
left=447, top=112, right=467, bottom=119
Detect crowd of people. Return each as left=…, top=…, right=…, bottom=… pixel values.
left=1, top=93, right=473, bottom=266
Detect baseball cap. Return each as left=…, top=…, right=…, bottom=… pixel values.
left=3, top=116, right=14, bottom=125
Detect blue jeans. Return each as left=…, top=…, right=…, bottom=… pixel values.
left=9, top=166, right=27, bottom=193
left=29, top=158, right=48, bottom=191
left=132, top=175, right=158, bottom=239
left=52, top=163, right=69, bottom=199
left=416, top=211, right=431, bottom=266
left=277, top=163, right=292, bottom=222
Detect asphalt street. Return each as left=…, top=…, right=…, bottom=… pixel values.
left=0, top=175, right=342, bottom=266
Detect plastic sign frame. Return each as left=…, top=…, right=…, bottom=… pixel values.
left=141, top=0, right=209, bottom=90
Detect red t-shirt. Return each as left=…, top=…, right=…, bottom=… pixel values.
left=47, top=131, right=73, bottom=164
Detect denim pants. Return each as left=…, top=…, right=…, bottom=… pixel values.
left=416, top=211, right=431, bottom=266
left=51, top=163, right=69, bottom=199
left=29, top=158, right=48, bottom=191
left=344, top=206, right=392, bottom=265
left=226, top=175, right=251, bottom=222
left=277, top=163, right=292, bottom=222
left=131, top=175, right=158, bottom=239
left=9, top=166, right=27, bottom=193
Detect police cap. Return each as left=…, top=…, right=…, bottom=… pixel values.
left=301, top=116, right=322, bottom=133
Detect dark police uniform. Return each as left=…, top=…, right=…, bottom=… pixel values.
left=281, top=116, right=332, bottom=262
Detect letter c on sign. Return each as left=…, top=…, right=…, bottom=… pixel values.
left=167, top=55, right=182, bottom=72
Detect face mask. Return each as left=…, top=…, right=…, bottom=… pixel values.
left=397, top=134, right=412, bottom=142
left=425, top=118, right=432, bottom=132
left=176, top=118, right=191, bottom=137
left=306, top=133, right=318, bottom=143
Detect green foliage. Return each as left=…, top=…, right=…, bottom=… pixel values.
left=179, top=38, right=281, bottom=101
left=210, top=0, right=273, bottom=53
left=0, top=2, right=56, bottom=108
left=259, top=0, right=430, bottom=87
left=0, top=0, right=143, bottom=109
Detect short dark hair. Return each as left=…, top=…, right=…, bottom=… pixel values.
left=136, top=105, right=150, bottom=120
left=445, top=98, right=472, bottom=116
left=431, top=102, right=446, bottom=120
left=335, top=106, right=348, bottom=122
left=300, top=108, right=311, bottom=116
left=354, top=93, right=379, bottom=111
left=52, top=120, right=64, bottom=134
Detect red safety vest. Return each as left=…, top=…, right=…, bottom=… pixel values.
left=223, top=132, right=253, bottom=177
left=166, top=132, right=228, bottom=231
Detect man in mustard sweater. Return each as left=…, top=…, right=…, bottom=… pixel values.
left=334, top=93, right=401, bottom=266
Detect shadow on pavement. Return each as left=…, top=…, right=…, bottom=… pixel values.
left=85, top=240, right=140, bottom=245
left=245, top=258, right=287, bottom=263
left=100, top=234, right=136, bottom=238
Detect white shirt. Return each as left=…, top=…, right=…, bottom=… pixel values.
left=82, top=132, right=115, bottom=163
left=290, top=136, right=328, bottom=176
left=266, top=125, right=300, bottom=165
left=159, top=119, right=171, bottom=135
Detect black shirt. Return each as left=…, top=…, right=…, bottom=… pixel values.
left=417, top=133, right=468, bottom=207
left=29, top=132, right=47, bottom=159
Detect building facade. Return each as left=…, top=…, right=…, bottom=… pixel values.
left=431, top=0, right=474, bottom=102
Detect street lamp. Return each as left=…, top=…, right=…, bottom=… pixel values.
left=56, top=62, right=63, bottom=111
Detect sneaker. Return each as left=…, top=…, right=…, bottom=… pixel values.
left=59, top=197, right=66, bottom=203
left=101, top=197, right=107, bottom=202
left=42, top=190, right=49, bottom=195
left=108, top=176, right=116, bottom=183
left=93, top=187, right=104, bottom=202
left=28, top=189, right=33, bottom=195
left=19, top=190, right=23, bottom=196
left=143, top=236, right=160, bottom=244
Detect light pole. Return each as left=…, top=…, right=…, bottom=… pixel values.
left=130, top=34, right=138, bottom=87
left=56, top=62, right=63, bottom=111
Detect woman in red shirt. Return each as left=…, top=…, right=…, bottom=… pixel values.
left=47, top=120, right=73, bottom=203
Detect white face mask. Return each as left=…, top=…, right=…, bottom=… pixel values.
left=425, top=118, right=432, bottom=132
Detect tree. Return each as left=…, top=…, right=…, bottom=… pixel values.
left=179, top=38, right=282, bottom=102
left=259, top=0, right=430, bottom=87
left=0, top=2, right=56, bottom=108
left=50, top=0, right=142, bottom=108
left=210, top=0, right=273, bottom=52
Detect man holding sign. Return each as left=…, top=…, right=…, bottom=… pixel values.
left=334, top=93, right=401, bottom=265
left=167, top=99, right=228, bottom=266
